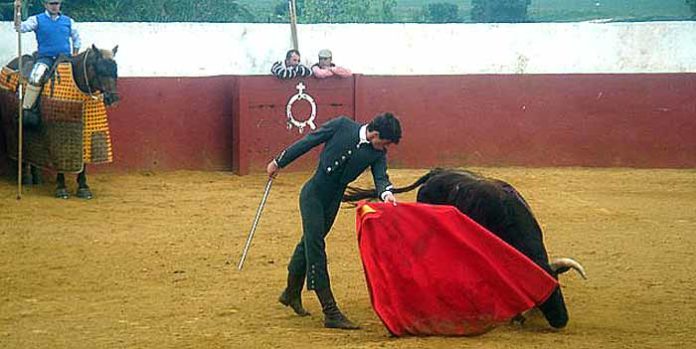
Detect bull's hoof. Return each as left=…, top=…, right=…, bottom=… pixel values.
left=76, top=187, right=93, bottom=200
left=55, top=188, right=69, bottom=199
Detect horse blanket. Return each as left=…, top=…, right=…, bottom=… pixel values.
left=355, top=202, right=558, bottom=336
left=0, top=63, right=113, bottom=172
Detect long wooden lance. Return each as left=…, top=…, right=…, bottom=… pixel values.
left=14, top=0, right=23, bottom=200
left=288, top=0, right=299, bottom=50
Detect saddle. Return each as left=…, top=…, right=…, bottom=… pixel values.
left=13, top=53, right=74, bottom=130
left=14, top=52, right=70, bottom=85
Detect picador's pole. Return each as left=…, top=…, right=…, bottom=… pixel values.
left=14, top=0, right=23, bottom=200
left=288, top=0, right=299, bottom=50
left=236, top=178, right=274, bottom=270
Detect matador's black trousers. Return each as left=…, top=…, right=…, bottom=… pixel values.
left=287, top=176, right=344, bottom=291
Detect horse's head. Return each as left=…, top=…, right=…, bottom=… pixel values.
left=79, top=44, right=120, bottom=106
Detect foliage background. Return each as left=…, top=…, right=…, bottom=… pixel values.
left=1, top=0, right=693, bottom=22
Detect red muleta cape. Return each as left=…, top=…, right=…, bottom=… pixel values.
left=355, top=202, right=557, bottom=336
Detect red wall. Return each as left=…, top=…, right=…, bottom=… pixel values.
left=101, top=76, right=236, bottom=171
left=233, top=76, right=355, bottom=174
left=2, top=73, right=694, bottom=174
left=235, top=74, right=696, bottom=173
left=356, top=74, right=696, bottom=169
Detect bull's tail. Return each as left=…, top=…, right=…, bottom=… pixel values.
left=343, top=168, right=447, bottom=203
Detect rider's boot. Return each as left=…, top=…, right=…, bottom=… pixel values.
left=21, top=84, right=42, bottom=130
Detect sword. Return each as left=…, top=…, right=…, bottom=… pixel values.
left=236, top=177, right=274, bottom=270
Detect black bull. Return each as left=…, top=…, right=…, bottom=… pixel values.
left=343, top=168, right=586, bottom=329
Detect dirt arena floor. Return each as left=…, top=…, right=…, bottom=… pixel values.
left=0, top=167, right=694, bottom=348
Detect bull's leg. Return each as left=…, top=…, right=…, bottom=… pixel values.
left=55, top=173, right=69, bottom=199
left=537, top=287, right=569, bottom=329
left=75, top=166, right=93, bottom=200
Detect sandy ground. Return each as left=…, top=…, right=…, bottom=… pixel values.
left=0, top=167, right=695, bottom=348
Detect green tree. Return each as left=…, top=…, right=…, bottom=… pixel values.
left=423, top=2, right=460, bottom=23
left=5, top=0, right=255, bottom=22
left=300, top=0, right=396, bottom=23
left=687, top=0, right=696, bottom=18
left=471, top=0, right=531, bottom=23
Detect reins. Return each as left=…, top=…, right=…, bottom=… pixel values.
left=81, top=48, right=99, bottom=100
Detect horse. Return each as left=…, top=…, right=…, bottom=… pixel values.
left=342, top=168, right=586, bottom=329
left=4, top=44, right=119, bottom=199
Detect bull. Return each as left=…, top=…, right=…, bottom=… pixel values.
left=343, top=168, right=586, bottom=329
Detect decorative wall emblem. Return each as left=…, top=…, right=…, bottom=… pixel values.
left=286, top=82, right=317, bottom=133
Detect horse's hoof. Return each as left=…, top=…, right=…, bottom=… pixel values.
left=76, top=187, right=93, bottom=200
left=55, top=188, right=69, bottom=199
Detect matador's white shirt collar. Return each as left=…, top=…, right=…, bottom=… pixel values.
left=358, top=125, right=369, bottom=145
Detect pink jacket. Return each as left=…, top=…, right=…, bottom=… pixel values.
left=311, top=64, right=352, bottom=79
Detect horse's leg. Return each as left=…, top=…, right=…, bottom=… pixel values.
left=76, top=165, right=93, bottom=199
left=30, top=165, right=42, bottom=185
left=21, top=162, right=33, bottom=185
left=55, top=173, right=69, bottom=199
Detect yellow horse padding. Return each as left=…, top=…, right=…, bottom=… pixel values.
left=0, top=62, right=113, bottom=172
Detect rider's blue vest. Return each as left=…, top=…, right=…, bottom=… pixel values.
left=35, top=13, right=72, bottom=58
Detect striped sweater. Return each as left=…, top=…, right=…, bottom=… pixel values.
left=271, top=60, right=312, bottom=80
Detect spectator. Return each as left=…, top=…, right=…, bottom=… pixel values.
left=271, top=49, right=312, bottom=80
left=311, top=49, right=352, bottom=79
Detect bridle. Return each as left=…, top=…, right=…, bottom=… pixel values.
left=81, top=48, right=99, bottom=100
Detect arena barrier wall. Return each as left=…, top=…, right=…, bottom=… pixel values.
left=0, top=22, right=694, bottom=174
left=2, top=73, right=694, bottom=174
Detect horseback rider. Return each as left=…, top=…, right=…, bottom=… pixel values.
left=14, top=0, right=81, bottom=123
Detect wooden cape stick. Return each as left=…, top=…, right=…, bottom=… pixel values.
left=14, top=0, right=23, bottom=200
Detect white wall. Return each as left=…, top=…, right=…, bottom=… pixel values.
left=1, top=21, right=694, bottom=77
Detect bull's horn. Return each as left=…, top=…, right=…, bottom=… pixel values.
left=550, top=258, right=587, bottom=279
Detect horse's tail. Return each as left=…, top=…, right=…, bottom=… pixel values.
left=343, top=168, right=447, bottom=203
